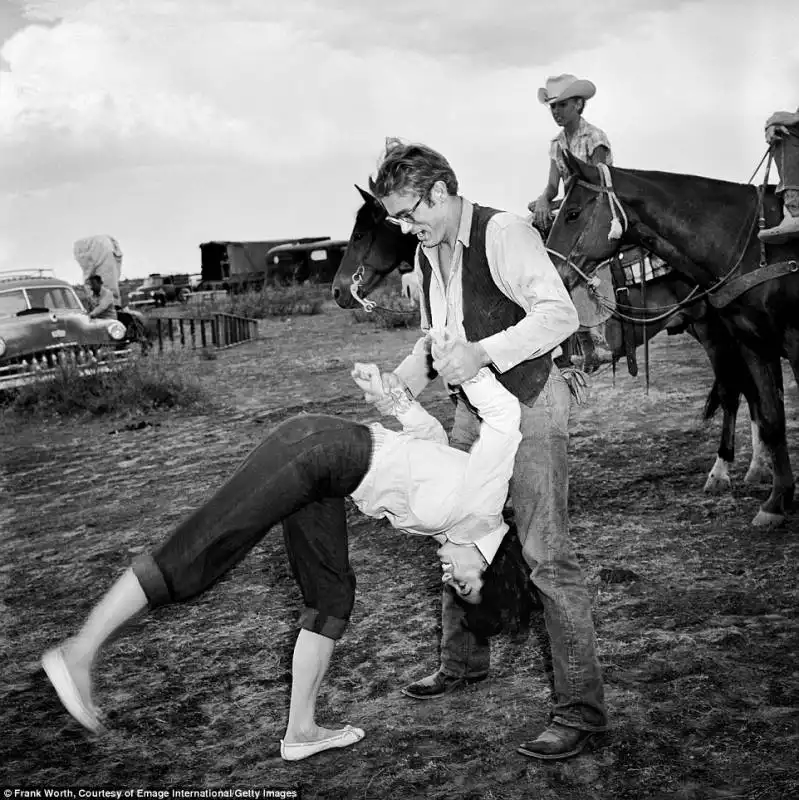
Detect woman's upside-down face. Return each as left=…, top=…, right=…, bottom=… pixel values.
left=436, top=541, right=486, bottom=605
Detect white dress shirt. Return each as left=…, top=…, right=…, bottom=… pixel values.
left=349, top=367, right=521, bottom=564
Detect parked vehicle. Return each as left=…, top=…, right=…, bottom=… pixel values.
left=265, top=240, right=349, bottom=285
left=0, top=269, right=143, bottom=390
left=198, top=237, right=337, bottom=293
left=128, top=273, right=192, bottom=307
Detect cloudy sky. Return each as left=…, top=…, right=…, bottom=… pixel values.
left=1, top=0, right=798, bottom=283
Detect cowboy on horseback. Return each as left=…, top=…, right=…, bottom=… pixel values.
left=759, top=105, right=799, bottom=244
left=528, top=74, right=614, bottom=373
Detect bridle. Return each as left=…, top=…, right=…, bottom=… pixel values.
left=349, top=263, right=418, bottom=316
left=545, top=163, right=763, bottom=326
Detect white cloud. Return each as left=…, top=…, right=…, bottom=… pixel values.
left=1, top=0, right=798, bottom=279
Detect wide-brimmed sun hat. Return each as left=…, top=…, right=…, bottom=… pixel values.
left=538, top=74, right=596, bottom=105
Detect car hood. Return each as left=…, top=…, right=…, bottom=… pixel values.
left=0, top=310, right=119, bottom=362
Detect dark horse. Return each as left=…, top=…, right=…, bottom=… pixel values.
left=331, top=185, right=772, bottom=496
left=331, top=187, right=417, bottom=310
left=546, top=151, right=799, bottom=525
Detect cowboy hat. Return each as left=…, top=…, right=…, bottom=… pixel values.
left=538, top=74, right=596, bottom=105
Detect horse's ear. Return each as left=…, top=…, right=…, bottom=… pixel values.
left=564, top=151, right=592, bottom=181
left=355, top=184, right=375, bottom=204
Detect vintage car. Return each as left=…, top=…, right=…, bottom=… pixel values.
left=0, top=270, right=137, bottom=390
left=128, top=273, right=192, bottom=307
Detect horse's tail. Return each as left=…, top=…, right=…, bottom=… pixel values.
left=703, top=379, right=724, bottom=421
left=699, top=322, right=754, bottom=422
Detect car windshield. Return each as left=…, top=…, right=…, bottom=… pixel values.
left=26, top=286, right=84, bottom=311
left=0, top=289, right=28, bottom=317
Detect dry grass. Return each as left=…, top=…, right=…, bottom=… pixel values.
left=146, top=285, right=328, bottom=320
left=1, top=352, right=208, bottom=417
left=2, top=304, right=798, bottom=799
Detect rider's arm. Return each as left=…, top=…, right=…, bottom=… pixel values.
left=538, top=159, right=561, bottom=203
left=477, top=215, right=579, bottom=372
left=589, top=145, right=611, bottom=166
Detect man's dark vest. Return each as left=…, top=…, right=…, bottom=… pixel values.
left=417, top=203, right=552, bottom=407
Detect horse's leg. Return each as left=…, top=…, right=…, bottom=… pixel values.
left=743, top=398, right=773, bottom=486
left=689, top=319, right=740, bottom=494
left=703, top=381, right=739, bottom=494
left=739, top=349, right=795, bottom=526
left=577, top=329, right=600, bottom=373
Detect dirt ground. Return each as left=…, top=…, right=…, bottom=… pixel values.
left=2, top=301, right=798, bottom=799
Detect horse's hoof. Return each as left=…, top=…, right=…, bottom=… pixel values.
left=751, top=509, right=785, bottom=527
left=743, top=464, right=772, bottom=486
left=703, top=475, right=731, bottom=495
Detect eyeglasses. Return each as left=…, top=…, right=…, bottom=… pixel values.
left=384, top=192, right=426, bottom=227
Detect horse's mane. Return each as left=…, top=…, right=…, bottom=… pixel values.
left=619, top=167, right=759, bottom=199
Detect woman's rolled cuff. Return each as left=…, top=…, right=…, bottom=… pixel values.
left=298, top=607, right=349, bottom=641
left=131, top=553, right=173, bottom=608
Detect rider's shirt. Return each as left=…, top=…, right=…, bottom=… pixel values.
left=550, top=117, right=613, bottom=181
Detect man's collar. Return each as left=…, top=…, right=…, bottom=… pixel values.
left=420, top=196, right=473, bottom=252
left=457, top=197, right=473, bottom=248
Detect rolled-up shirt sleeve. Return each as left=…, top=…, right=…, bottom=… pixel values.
left=479, top=215, right=579, bottom=373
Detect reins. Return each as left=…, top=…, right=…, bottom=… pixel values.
left=546, top=161, right=769, bottom=327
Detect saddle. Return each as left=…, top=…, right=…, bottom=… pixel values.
left=607, top=247, right=674, bottom=377
left=707, top=163, right=799, bottom=309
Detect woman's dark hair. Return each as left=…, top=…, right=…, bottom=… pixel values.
left=456, top=521, right=541, bottom=639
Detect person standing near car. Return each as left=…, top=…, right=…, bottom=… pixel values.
left=86, top=275, right=118, bottom=321
left=74, top=235, right=123, bottom=307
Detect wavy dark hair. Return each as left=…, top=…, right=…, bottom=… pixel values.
left=369, top=138, right=459, bottom=200
left=456, top=521, right=541, bottom=639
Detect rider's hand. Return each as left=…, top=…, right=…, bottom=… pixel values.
left=766, top=124, right=791, bottom=144
left=531, top=196, right=552, bottom=230
left=766, top=111, right=799, bottom=129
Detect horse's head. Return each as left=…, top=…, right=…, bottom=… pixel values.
left=546, top=152, right=627, bottom=293
left=331, top=185, right=418, bottom=309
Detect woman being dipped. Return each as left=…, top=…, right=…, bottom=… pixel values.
left=42, top=331, right=536, bottom=762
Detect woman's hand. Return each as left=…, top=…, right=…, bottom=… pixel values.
left=530, top=195, right=552, bottom=230
left=351, top=363, right=411, bottom=416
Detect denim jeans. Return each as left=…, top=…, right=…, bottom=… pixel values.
left=775, top=128, right=799, bottom=199
left=132, top=415, right=373, bottom=641
left=439, top=366, right=608, bottom=731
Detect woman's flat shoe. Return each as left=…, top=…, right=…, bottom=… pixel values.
left=41, top=646, right=103, bottom=734
left=280, top=725, right=365, bottom=761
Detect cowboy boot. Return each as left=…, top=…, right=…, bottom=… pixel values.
left=759, top=189, right=799, bottom=244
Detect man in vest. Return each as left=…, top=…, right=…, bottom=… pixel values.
left=363, top=139, right=608, bottom=760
